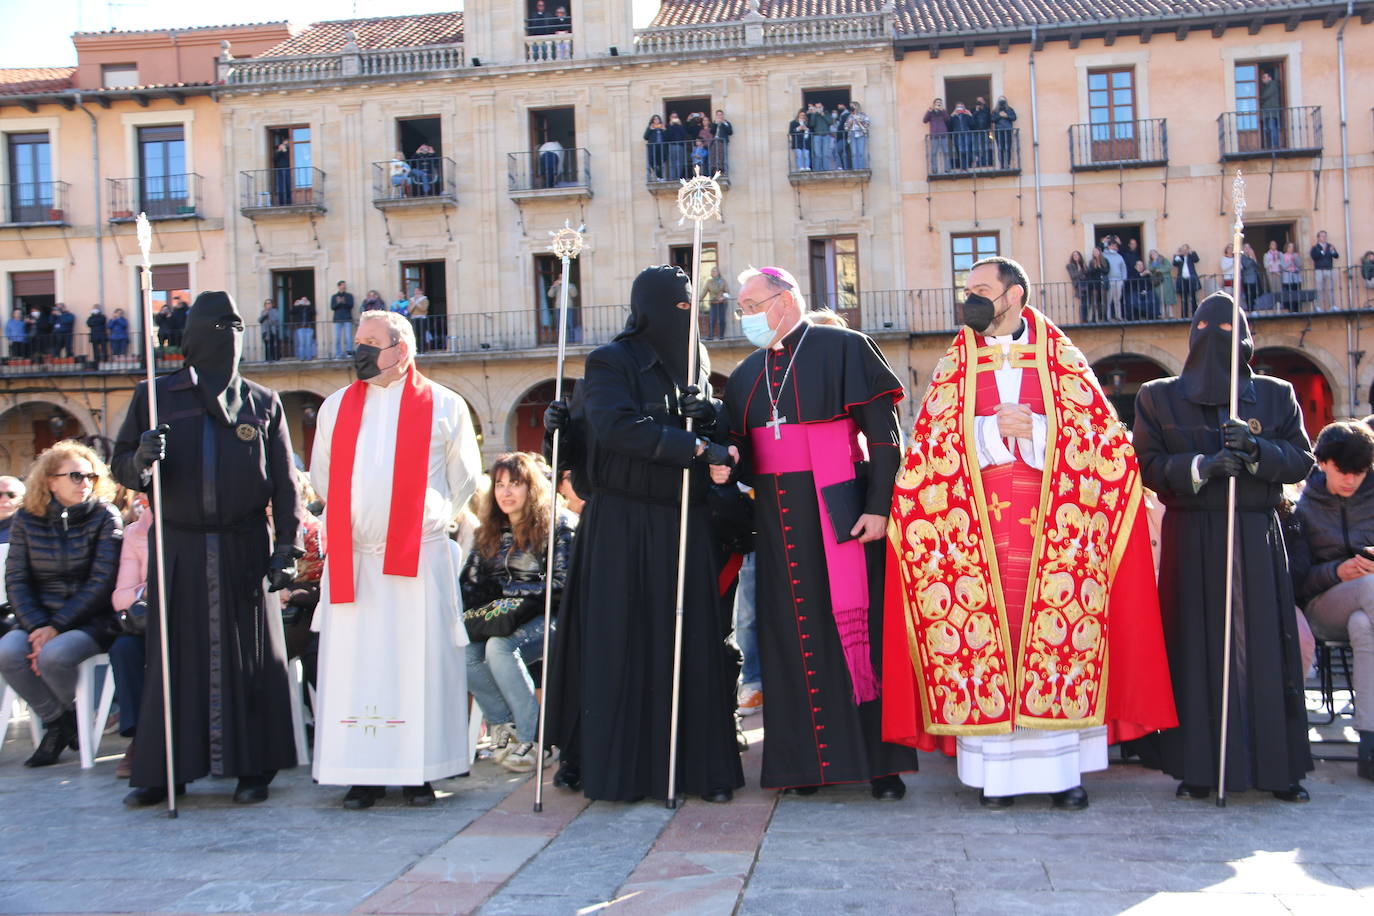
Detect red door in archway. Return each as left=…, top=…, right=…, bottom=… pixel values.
left=1254, top=348, right=1333, bottom=443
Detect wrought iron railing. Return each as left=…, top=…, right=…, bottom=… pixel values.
left=785, top=127, right=873, bottom=175
left=507, top=148, right=591, bottom=193
left=239, top=167, right=326, bottom=212
left=108, top=173, right=201, bottom=221
left=371, top=157, right=456, bottom=203
left=644, top=138, right=731, bottom=186
left=1218, top=105, right=1322, bottom=158
left=926, top=128, right=1021, bottom=179
left=1, top=180, right=69, bottom=225
left=1069, top=119, right=1168, bottom=170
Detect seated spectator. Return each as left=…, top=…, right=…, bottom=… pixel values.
left=461, top=452, right=574, bottom=773
left=276, top=471, right=323, bottom=700
left=109, top=492, right=149, bottom=779
left=0, top=441, right=122, bottom=768
left=1292, top=420, right=1374, bottom=781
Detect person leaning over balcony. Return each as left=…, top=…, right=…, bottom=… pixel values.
left=713, top=109, right=733, bottom=173
left=807, top=102, right=832, bottom=170
left=1086, top=249, right=1109, bottom=322
left=643, top=115, right=666, bottom=180
left=1149, top=249, right=1176, bottom=318
left=923, top=98, right=949, bottom=173
left=848, top=101, right=871, bottom=170
left=538, top=136, right=565, bottom=188
left=87, top=305, right=109, bottom=364
left=388, top=151, right=411, bottom=199
left=993, top=96, right=1017, bottom=170
left=1173, top=244, right=1201, bottom=316
left=291, top=295, right=316, bottom=361
left=788, top=109, right=811, bottom=171
left=6, top=308, right=28, bottom=358
left=1312, top=230, right=1340, bottom=311
left=109, top=308, right=130, bottom=359
left=259, top=299, right=281, bottom=362
left=1265, top=240, right=1285, bottom=298
left=152, top=304, right=171, bottom=350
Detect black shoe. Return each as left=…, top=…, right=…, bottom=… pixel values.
left=403, top=783, right=436, bottom=807
left=701, top=787, right=734, bottom=803
left=1176, top=782, right=1211, bottom=800
left=123, top=784, right=185, bottom=808
left=787, top=785, right=821, bottom=796
left=24, top=711, right=77, bottom=767
left=342, top=785, right=385, bottom=810
left=233, top=780, right=269, bottom=805
left=1358, top=758, right=1374, bottom=782
left=1051, top=786, right=1089, bottom=810
left=979, top=791, right=1014, bottom=809
left=552, top=761, right=581, bottom=791
left=870, top=774, right=906, bottom=800
left=1359, top=731, right=1373, bottom=782
left=1273, top=783, right=1310, bottom=803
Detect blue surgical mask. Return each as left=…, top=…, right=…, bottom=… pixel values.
left=741, top=311, right=776, bottom=348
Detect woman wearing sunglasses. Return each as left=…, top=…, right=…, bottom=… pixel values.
left=0, top=441, right=122, bottom=767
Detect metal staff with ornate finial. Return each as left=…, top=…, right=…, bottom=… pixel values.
left=665, top=167, right=723, bottom=810
left=1217, top=170, right=1246, bottom=808
left=534, top=220, right=584, bottom=813
left=136, top=212, right=178, bottom=817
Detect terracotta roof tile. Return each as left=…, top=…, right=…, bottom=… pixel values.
left=649, top=1, right=881, bottom=27
left=72, top=21, right=289, bottom=38
left=0, top=68, right=76, bottom=94
left=257, top=12, right=464, bottom=57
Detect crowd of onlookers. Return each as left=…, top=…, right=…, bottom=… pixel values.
left=525, top=1, right=572, bottom=60
left=256, top=281, right=443, bottom=363
left=5, top=303, right=131, bottom=363
left=1065, top=230, right=1370, bottom=322
left=922, top=96, right=1019, bottom=172
left=787, top=101, right=872, bottom=172
left=383, top=144, right=445, bottom=199
left=643, top=109, right=735, bottom=180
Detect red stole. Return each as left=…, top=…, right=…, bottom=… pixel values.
left=325, top=365, right=435, bottom=605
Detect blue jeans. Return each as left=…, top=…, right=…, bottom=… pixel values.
left=466, top=617, right=547, bottom=743
left=733, top=554, right=760, bottom=688
left=793, top=148, right=810, bottom=170
left=294, top=326, right=315, bottom=360
left=0, top=628, right=100, bottom=723
left=851, top=134, right=868, bottom=169
left=108, top=634, right=145, bottom=737
left=333, top=320, right=352, bottom=358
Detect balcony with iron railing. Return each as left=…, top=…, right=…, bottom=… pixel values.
left=1218, top=105, right=1322, bottom=159
left=508, top=148, right=591, bottom=199
left=1069, top=119, right=1168, bottom=171
left=1, top=181, right=69, bottom=227
left=927, top=129, right=1021, bottom=180
left=372, top=157, right=457, bottom=209
left=108, top=173, right=202, bottom=222
left=786, top=128, right=872, bottom=185
left=644, top=139, right=731, bottom=192
left=239, top=167, right=327, bottom=217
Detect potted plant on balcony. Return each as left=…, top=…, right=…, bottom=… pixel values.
left=47, top=208, right=64, bottom=222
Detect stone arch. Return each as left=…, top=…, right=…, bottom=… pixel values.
left=1253, top=346, right=1337, bottom=442
left=0, top=397, right=101, bottom=477
left=506, top=377, right=577, bottom=456
left=1089, top=353, right=1173, bottom=427
left=1079, top=341, right=1182, bottom=377
left=278, top=389, right=328, bottom=469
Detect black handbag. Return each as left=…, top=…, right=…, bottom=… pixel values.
left=463, top=596, right=530, bottom=641
left=117, top=599, right=148, bottom=636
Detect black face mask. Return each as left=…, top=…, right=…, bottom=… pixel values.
left=353, top=342, right=398, bottom=381
left=181, top=291, right=244, bottom=424
left=1180, top=292, right=1253, bottom=406
left=615, top=265, right=708, bottom=388
left=962, top=291, right=1001, bottom=334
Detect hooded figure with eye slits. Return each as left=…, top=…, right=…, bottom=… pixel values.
left=1133, top=291, right=1316, bottom=802
left=112, top=290, right=304, bottom=808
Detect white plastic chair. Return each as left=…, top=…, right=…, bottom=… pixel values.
left=74, top=653, right=115, bottom=769
left=0, top=679, right=43, bottom=747
left=287, top=657, right=311, bottom=765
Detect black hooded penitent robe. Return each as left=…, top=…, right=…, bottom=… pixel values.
left=722, top=320, right=920, bottom=789
left=1133, top=293, right=1314, bottom=792
left=113, top=291, right=302, bottom=787
left=546, top=265, right=743, bottom=801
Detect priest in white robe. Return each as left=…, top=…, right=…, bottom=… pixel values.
left=310, top=309, right=481, bottom=808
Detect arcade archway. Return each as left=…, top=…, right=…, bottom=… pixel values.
left=0, top=402, right=94, bottom=477
left=280, top=391, right=326, bottom=469
left=509, top=379, right=576, bottom=454
left=1090, top=354, right=1172, bottom=428
left=1254, top=347, right=1334, bottom=442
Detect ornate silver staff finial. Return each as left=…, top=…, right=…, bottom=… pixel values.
left=1231, top=170, right=1246, bottom=234
left=136, top=212, right=153, bottom=269
left=548, top=220, right=585, bottom=260
left=676, top=167, right=723, bottom=227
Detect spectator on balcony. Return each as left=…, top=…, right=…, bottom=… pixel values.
left=947, top=102, right=974, bottom=171
left=1281, top=241, right=1304, bottom=312
left=109, top=308, right=130, bottom=358
left=1149, top=249, right=1177, bottom=318
left=1241, top=243, right=1262, bottom=310
left=411, top=144, right=439, bottom=196
left=1103, top=240, right=1127, bottom=321
left=1220, top=243, right=1236, bottom=291
left=259, top=299, right=282, bottom=362
left=527, top=0, right=552, bottom=36
left=1312, top=230, right=1339, bottom=311
left=7, top=308, right=28, bottom=358
left=788, top=109, right=811, bottom=171
left=538, top=136, right=565, bottom=189
left=330, top=281, right=354, bottom=360
left=1265, top=240, right=1285, bottom=298
left=691, top=139, right=710, bottom=175
left=388, top=151, right=411, bottom=199
left=993, top=97, right=1017, bottom=170
left=88, top=305, right=109, bottom=364
left=1361, top=251, right=1374, bottom=297
left=362, top=289, right=386, bottom=313
left=694, top=116, right=715, bottom=175
left=665, top=114, right=688, bottom=181
left=1259, top=70, right=1283, bottom=150
left=713, top=109, right=733, bottom=173
left=643, top=115, right=667, bottom=180
left=547, top=272, right=577, bottom=331
left=702, top=266, right=729, bottom=340
left=552, top=6, right=572, bottom=59
left=1086, top=248, right=1109, bottom=322
left=924, top=98, right=949, bottom=173
left=54, top=304, right=75, bottom=358
left=390, top=290, right=410, bottom=318
left=291, top=295, right=316, bottom=360
left=1066, top=251, right=1089, bottom=322
left=848, top=101, right=871, bottom=170
left=808, top=102, right=834, bottom=171
left=1129, top=258, right=1160, bottom=320
left=168, top=298, right=188, bottom=349
left=1173, top=244, right=1201, bottom=315
left=272, top=140, right=291, bottom=206
left=22, top=309, right=38, bottom=355
left=409, top=286, right=430, bottom=353
left=152, top=305, right=171, bottom=350
left=971, top=97, right=992, bottom=167
left=833, top=102, right=852, bottom=169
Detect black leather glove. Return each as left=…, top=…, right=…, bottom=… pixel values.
left=267, top=545, right=305, bottom=593
left=1198, top=449, right=1244, bottom=480
left=679, top=386, right=718, bottom=425
left=136, top=424, right=170, bottom=470
left=544, top=399, right=569, bottom=435
left=1221, top=418, right=1260, bottom=461
left=697, top=440, right=736, bottom=468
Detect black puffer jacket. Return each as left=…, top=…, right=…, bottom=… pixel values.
left=5, top=499, right=123, bottom=649
left=460, top=511, right=575, bottom=633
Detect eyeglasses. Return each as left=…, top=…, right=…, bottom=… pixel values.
left=51, top=471, right=98, bottom=484
left=0, top=491, right=17, bottom=499
left=733, top=290, right=788, bottom=319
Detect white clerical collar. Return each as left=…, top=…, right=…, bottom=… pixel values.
left=985, top=318, right=1027, bottom=346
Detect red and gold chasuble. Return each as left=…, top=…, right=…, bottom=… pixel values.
left=882, top=308, right=1176, bottom=742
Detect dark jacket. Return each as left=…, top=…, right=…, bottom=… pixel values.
left=87, top=312, right=108, bottom=341
left=993, top=103, right=1018, bottom=129
left=665, top=121, right=689, bottom=143
left=460, top=512, right=575, bottom=633
left=947, top=109, right=974, bottom=132
left=5, top=499, right=123, bottom=649
left=329, top=291, right=354, bottom=322
left=108, top=316, right=129, bottom=341
left=923, top=108, right=949, bottom=134
left=56, top=311, right=75, bottom=334
left=788, top=120, right=810, bottom=150
left=1311, top=243, right=1339, bottom=270
left=970, top=104, right=992, bottom=131
left=290, top=300, right=316, bottom=325
left=1259, top=77, right=1282, bottom=112
left=643, top=126, right=666, bottom=144
left=714, top=119, right=733, bottom=141
left=1173, top=251, right=1201, bottom=286
left=1292, top=471, right=1374, bottom=606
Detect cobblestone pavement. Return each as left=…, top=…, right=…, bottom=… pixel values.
left=1, top=712, right=1371, bottom=915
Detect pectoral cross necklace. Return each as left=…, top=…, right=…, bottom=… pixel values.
left=765, top=323, right=811, bottom=439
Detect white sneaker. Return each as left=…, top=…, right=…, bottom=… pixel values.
left=488, top=722, right=517, bottom=762
left=501, top=741, right=539, bottom=773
